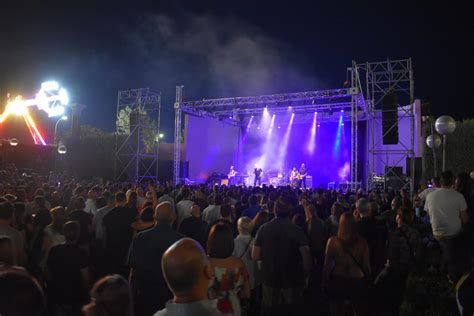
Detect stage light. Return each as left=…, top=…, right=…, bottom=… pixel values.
left=61, top=115, right=68, bottom=121
left=278, top=126, right=281, bottom=129
left=276, top=111, right=295, bottom=168
left=342, top=123, right=345, bottom=126
left=340, top=109, right=344, bottom=113
left=41, top=81, right=59, bottom=91
left=159, top=133, right=164, bottom=138
left=317, top=124, right=320, bottom=127
left=288, top=106, right=292, bottom=110
left=9, top=138, right=19, bottom=147
left=257, top=126, right=261, bottom=130
left=57, top=144, right=67, bottom=155
left=307, top=111, right=318, bottom=154
left=58, top=88, right=69, bottom=106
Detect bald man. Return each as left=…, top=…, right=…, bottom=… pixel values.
left=128, top=202, right=185, bottom=315
left=154, top=238, right=224, bottom=316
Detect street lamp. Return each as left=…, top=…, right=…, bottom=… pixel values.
left=426, top=134, right=441, bottom=177
left=54, top=115, right=68, bottom=145
left=435, top=115, right=456, bottom=172
left=8, top=138, right=19, bottom=147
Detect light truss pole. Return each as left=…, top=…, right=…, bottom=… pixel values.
left=173, top=86, right=184, bottom=185
left=114, top=88, right=161, bottom=184
left=357, top=59, right=415, bottom=196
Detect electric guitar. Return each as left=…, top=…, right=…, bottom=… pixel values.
left=228, top=170, right=237, bottom=178
left=296, top=172, right=308, bottom=180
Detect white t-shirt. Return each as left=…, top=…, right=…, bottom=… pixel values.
left=424, top=188, right=467, bottom=237
left=176, top=199, right=194, bottom=226
left=418, top=187, right=437, bottom=201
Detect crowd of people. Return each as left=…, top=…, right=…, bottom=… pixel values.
left=0, top=168, right=473, bottom=316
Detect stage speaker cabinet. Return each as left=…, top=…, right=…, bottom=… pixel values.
left=385, top=166, right=403, bottom=178
left=305, top=176, right=313, bottom=188
left=381, top=91, right=399, bottom=144
left=406, top=157, right=423, bottom=187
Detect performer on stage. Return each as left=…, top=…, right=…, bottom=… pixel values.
left=290, top=167, right=298, bottom=188
left=299, top=163, right=308, bottom=189
left=254, top=166, right=263, bottom=186
left=228, top=165, right=237, bottom=185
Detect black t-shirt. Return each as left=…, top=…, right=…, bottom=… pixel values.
left=178, top=216, right=209, bottom=248
left=47, top=243, right=89, bottom=303
left=255, top=217, right=308, bottom=288
left=102, top=206, right=137, bottom=259
left=254, top=168, right=262, bottom=178
left=69, top=209, right=92, bottom=245
left=128, top=224, right=184, bottom=312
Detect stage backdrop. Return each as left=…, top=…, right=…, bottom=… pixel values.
left=237, top=119, right=357, bottom=188
left=185, top=115, right=240, bottom=183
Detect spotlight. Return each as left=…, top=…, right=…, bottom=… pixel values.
left=228, top=116, right=232, bottom=119
left=317, top=124, right=321, bottom=127
left=257, top=126, right=261, bottom=130
left=340, top=109, right=344, bottom=113
left=342, top=123, right=345, bottom=126
left=288, top=106, right=292, bottom=110
left=278, top=126, right=281, bottom=129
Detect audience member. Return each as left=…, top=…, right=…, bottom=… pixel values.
left=252, top=198, right=311, bottom=316
left=178, top=202, right=209, bottom=248
left=128, top=202, right=185, bottom=315
left=0, top=271, right=46, bottom=316
left=46, top=221, right=90, bottom=315
left=83, top=274, right=134, bottom=316
left=425, top=171, right=468, bottom=270
left=155, top=238, right=225, bottom=316
left=323, top=213, right=370, bottom=316
left=207, top=222, right=250, bottom=316
left=103, top=192, right=136, bottom=276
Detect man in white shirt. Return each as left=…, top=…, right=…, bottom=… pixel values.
left=84, top=190, right=98, bottom=216
left=424, top=171, right=468, bottom=270
left=202, top=195, right=223, bottom=225
left=175, top=189, right=193, bottom=228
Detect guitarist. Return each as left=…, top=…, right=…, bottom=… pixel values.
left=228, top=166, right=237, bottom=185
left=298, top=163, right=308, bottom=189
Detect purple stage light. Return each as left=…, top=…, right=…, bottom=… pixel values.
left=278, top=126, right=281, bottom=129
left=307, top=111, right=318, bottom=154
left=340, top=109, right=344, bottom=113
left=276, top=111, right=295, bottom=168
left=257, top=126, right=260, bottom=130
left=246, top=115, right=254, bottom=133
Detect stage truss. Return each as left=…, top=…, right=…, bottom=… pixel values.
left=173, top=85, right=366, bottom=187
left=114, top=88, right=161, bottom=183
left=173, top=59, right=415, bottom=192
left=355, top=59, right=415, bottom=195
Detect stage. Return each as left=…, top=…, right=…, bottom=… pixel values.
left=171, top=59, right=421, bottom=193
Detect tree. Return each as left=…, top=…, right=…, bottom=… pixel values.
left=116, top=106, right=158, bottom=153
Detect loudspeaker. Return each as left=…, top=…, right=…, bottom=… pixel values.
left=385, top=166, right=403, bottom=178
left=381, top=92, right=399, bottom=144
left=406, top=157, right=423, bottom=187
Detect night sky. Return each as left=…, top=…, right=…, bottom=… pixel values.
left=0, top=2, right=470, bottom=142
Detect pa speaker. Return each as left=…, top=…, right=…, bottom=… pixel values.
left=381, top=92, right=399, bottom=144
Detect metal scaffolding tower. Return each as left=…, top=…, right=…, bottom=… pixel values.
left=357, top=59, right=415, bottom=195
left=114, top=88, right=161, bottom=183
left=173, top=86, right=183, bottom=185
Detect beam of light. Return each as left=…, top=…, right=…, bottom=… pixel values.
left=23, top=112, right=46, bottom=145
left=276, top=112, right=295, bottom=169
left=267, top=114, right=276, bottom=137
left=333, top=111, right=343, bottom=158
left=246, top=116, right=254, bottom=133
left=307, top=112, right=318, bottom=154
